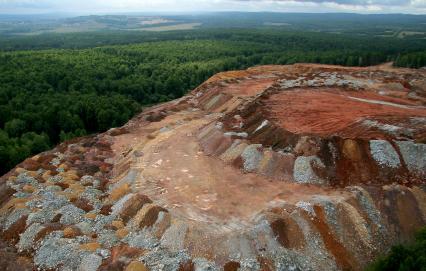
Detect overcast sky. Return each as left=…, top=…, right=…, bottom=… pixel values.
left=1, top=0, right=425, bottom=14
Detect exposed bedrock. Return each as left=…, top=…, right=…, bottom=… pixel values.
left=0, top=64, right=425, bottom=270
left=199, top=117, right=426, bottom=186
left=197, top=66, right=426, bottom=187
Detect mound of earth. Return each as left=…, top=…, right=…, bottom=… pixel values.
left=1, top=63, right=425, bottom=271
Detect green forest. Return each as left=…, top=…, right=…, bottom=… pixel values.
left=1, top=29, right=426, bottom=174
left=367, top=227, right=426, bottom=271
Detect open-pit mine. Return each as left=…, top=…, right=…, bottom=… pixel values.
left=0, top=63, right=425, bottom=271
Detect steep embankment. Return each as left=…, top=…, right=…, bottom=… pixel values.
left=0, top=64, right=425, bottom=271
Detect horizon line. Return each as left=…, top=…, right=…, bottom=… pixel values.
left=1, top=11, right=426, bottom=16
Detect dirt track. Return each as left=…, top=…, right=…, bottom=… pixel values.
left=112, top=109, right=344, bottom=229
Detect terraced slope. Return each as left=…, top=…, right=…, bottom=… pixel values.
left=0, top=64, right=425, bottom=271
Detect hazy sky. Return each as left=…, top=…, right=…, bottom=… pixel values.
left=1, top=0, right=426, bottom=14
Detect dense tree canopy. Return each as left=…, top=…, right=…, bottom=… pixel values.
left=367, top=227, right=426, bottom=271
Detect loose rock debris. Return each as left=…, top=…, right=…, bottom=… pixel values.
left=0, top=63, right=426, bottom=270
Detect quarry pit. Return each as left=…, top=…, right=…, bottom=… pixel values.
left=1, top=63, right=425, bottom=271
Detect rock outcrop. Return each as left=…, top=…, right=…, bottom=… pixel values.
left=1, top=63, right=425, bottom=270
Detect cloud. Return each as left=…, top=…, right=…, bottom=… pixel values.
left=0, top=0, right=53, bottom=9
left=0, top=0, right=425, bottom=14
left=236, top=0, right=412, bottom=6
left=239, top=0, right=426, bottom=13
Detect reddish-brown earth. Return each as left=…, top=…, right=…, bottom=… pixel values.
left=264, top=89, right=426, bottom=137
left=0, top=63, right=425, bottom=271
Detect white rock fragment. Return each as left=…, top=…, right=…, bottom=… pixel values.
left=362, top=120, right=413, bottom=137
left=159, top=126, right=171, bottom=133
left=35, top=236, right=84, bottom=270
left=296, top=201, right=315, bottom=216
left=110, top=193, right=134, bottom=216
left=78, top=254, right=103, bottom=271
left=241, top=144, right=263, bottom=172
left=254, top=120, right=269, bottom=134
left=396, top=141, right=426, bottom=174
left=293, top=156, right=326, bottom=184
left=58, top=204, right=85, bottom=225
left=153, top=159, right=163, bottom=168
left=369, top=140, right=401, bottom=168
left=215, top=122, right=223, bottom=130
left=17, top=223, right=45, bottom=252
left=224, top=132, right=248, bottom=138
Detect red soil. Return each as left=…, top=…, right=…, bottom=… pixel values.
left=264, top=88, right=426, bottom=137
left=223, top=77, right=275, bottom=96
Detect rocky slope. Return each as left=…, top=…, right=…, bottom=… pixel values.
left=0, top=63, right=425, bottom=271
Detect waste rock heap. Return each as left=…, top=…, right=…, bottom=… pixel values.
left=1, top=63, right=425, bottom=271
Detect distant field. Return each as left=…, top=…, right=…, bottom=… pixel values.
left=139, top=18, right=175, bottom=25
left=0, top=16, right=192, bottom=35
left=397, top=31, right=425, bottom=38
left=264, top=22, right=291, bottom=26
left=17, top=26, right=104, bottom=35
left=139, top=23, right=202, bottom=31
left=48, top=22, right=106, bottom=34
left=8, top=21, right=203, bottom=35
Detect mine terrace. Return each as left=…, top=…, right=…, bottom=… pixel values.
left=0, top=63, right=425, bottom=271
